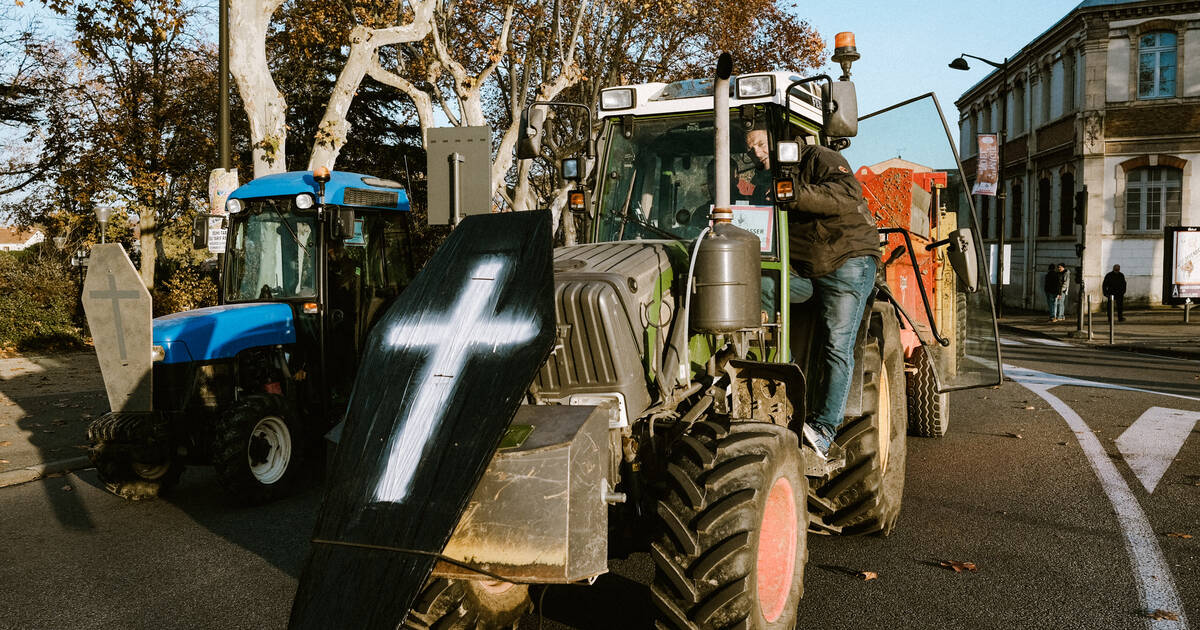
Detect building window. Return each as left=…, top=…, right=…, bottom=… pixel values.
left=1013, top=82, right=1025, bottom=135
left=1059, top=172, right=1075, bottom=236
left=1037, top=177, right=1051, bottom=237
left=1040, top=71, right=1051, bottom=124
left=1011, top=183, right=1023, bottom=238
left=1063, top=53, right=1076, bottom=112
left=1138, top=32, right=1177, bottom=100
left=979, top=196, right=990, bottom=240
left=1125, top=166, right=1182, bottom=231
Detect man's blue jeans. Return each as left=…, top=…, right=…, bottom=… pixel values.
left=792, top=256, right=878, bottom=437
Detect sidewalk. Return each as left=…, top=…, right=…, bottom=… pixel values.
left=998, top=306, right=1200, bottom=360
left=0, top=351, right=106, bottom=487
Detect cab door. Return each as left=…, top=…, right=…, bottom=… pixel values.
left=841, top=92, right=1002, bottom=391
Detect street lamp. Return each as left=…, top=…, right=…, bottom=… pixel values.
left=951, top=53, right=1008, bottom=318
left=52, top=235, right=66, bottom=250
left=94, top=207, right=111, bottom=243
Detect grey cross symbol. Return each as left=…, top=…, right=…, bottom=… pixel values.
left=90, top=273, right=142, bottom=361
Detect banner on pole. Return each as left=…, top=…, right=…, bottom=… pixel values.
left=971, top=134, right=998, bottom=196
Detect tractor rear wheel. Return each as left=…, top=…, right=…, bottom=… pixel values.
left=212, top=393, right=302, bottom=505
left=88, top=412, right=183, bottom=501
left=651, top=418, right=807, bottom=630
left=906, top=345, right=949, bottom=437
left=403, top=578, right=531, bottom=629
left=809, top=306, right=907, bottom=536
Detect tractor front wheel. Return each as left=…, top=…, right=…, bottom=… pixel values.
left=88, top=412, right=183, bottom=501
left=212, top=393, right=302, bottom=505
left=652, top=418, right=807, bottom=629
left=403, top=578, right=532, bottom=629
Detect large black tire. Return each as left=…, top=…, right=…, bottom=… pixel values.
left=809, top=307, right=907, bottom=536
left=212, top=393, right=303, bottom=505
left=652, top=419, right=807, bottom=630
left=906, top=345, right=949, bottom=437
left=88, top=413, right=183, bottom=501
left=402, top=577, right=531, bottom=629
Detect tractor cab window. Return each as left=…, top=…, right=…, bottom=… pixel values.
left=224, top=199, right=318, bottom=301
left=596, top=113, right=773, bottom=244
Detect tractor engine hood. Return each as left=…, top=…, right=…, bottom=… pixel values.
left=152, top=303, right=297, bottom=364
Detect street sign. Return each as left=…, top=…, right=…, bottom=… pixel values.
left=1162, top=225, right=1200, bottom=305
left=207, top=216, right=227, bottom=253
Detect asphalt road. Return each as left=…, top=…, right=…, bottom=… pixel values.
left=1, top=339, right=1196, bottom=629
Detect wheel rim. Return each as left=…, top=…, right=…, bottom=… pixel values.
left=877, top=362, right=891, bottom=471
left=247, top=415, right=292, bottom=484
left=131, top=461, right=169, bottom=480
left=756, top=476, right=797, bottom=623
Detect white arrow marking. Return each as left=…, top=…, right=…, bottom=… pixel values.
left=1116, top=407, right=1200, bottom=494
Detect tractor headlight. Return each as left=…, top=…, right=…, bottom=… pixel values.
left=776, top=141, right=800, bottom=164
left=226, top=198, right=243, bottom=214
left=294, top=193, right=315, bottom=210
left=151, top=345, right=165, bottom=362
left=736, top=75, right=774, bottom=99
left=600, top=88, right=634, bottom=111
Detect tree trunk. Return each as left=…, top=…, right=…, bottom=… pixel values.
left=230, top=0, right=288, bottom=177
left=139, top=213, right=157, bottom=289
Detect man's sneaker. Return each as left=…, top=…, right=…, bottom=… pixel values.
left=801, top=423, right=833, bottom=461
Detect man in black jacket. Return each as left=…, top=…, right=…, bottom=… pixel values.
left=1103, top=264, right=1127, bottom=321
left=752, top=129, right=881, bottom=460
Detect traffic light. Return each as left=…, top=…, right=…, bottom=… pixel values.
left=1074, top=186, right=1088, bottom=226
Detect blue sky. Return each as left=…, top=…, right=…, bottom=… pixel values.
left=795, top=0, right=1085, bottom=138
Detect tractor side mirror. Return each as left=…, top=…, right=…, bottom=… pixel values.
left=516, top=105, right=549, bottom=159
left=823, top=81, right=858, bottom=138
left=192, top=214, right=209, bottom=249
left=946, top=227, right=979, bottom=293
left=334, top=208, right=355, bottom=239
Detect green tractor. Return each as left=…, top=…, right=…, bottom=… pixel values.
left=83, top=169, right=421, bottom=503
left=289, top=47, right=1002, bottom=630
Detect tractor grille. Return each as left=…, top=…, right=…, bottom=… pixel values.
left=343, top=187, right=398, bottom=208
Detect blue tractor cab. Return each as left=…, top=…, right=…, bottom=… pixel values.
left=91, top=169, right=420, bottom=503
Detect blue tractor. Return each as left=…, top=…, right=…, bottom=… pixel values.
left=86, top=169, right=420, bottom=503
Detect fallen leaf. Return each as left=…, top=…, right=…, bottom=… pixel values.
left=939, top=561, right=978, bottom=573
left=61, top=484, right=72, bottom=492
left=1005, top=433, right=1023, bottom=439
left=46, top=472, right=62, bottom=478
left=0, top=459, right=8, bottom=464
left=857, top=571, right=878, bottom=581
left=1165, top=532, right=1192, bottom=539
left=1024, top=405, right=1035, bottom=410
left=0, top=441, right=9, bottom=447
left=1148, top=610, right=1179, bottom=621
left=1057, top=441, right=1068, bottom=446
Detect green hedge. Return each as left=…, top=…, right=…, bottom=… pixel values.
left=0, top=251, right=87, bottom=353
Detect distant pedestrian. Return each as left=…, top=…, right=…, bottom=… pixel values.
left=1043, top=264, right=1062, bottom=321
left=1053, top=263, right=1070, bottom=321
left=1103, top=264, right=1127, bottom=321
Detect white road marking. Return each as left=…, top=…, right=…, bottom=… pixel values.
left=1004, top=365, right=1200, bottom=402
left=1008, top=363, right=1190, bottom=629
left=1022, top=336, right=1073, bottom=347
left=1116, top=407, right=1200, bottom=494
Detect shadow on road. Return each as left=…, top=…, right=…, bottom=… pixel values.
left=1, top=352, right=107, bottom=530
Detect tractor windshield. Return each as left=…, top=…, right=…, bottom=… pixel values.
left=224, top=198, right=318, bottom=301
left=595, top=112, right=772, bottom=243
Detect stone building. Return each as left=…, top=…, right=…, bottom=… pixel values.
left=956, top=0, right=1200, bottom=310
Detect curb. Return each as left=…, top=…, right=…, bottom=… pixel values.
left=0, top=456, right=91, bottom=489
left=999, top=323, right=1200, bottom=361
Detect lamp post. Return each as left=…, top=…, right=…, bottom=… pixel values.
left=94, top=206, right=112, bottom=244
left=951, top=53, right=1008, bottom=318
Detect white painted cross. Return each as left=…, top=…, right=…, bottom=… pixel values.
left=372, top=259, right=538, bottom=503
left=1116, top=407, right=1200, bottom=494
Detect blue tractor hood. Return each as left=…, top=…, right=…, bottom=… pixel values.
left=228, top=171, right=410, bottom=211
left=153, top=303, right=296, bottom=365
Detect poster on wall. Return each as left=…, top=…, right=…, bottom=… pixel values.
left=1162, top=226, right=1200, bottom=304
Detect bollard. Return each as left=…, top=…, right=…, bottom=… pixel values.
left=1086, top=295, right=1093, bottom=340
left=1108, top=296, right=1114, bottom=345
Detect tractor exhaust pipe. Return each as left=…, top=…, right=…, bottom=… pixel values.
left=712, top=52, right=733, bottom=224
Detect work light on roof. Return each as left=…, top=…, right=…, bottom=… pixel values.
left=600, top=88, right=634, bottom=111
left=226, top=198, right=243, bottom=214
left=736, top=75, right=774, bottom=99
left=294, top=193, right=315, bottom=210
